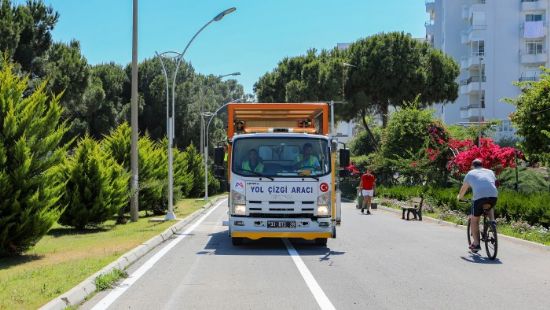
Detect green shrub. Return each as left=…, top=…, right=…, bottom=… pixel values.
left=59, top=137, right=129, bottom=229
left=102, top=124, right=166, bottom=215
left=184, top=144, right=205, bottom=197
left=378, top=185, right=550, bottom=228
left=497, top=167, right=549, bottom=194
left=376, top=185, right=423, bottom=201
left=137, top=136, right=165, bottom=214
left=0, top=62, right=68, bottom=255
left=173, top=146, right=193, bottom=198
left=496, top=191, right=550, bottom=228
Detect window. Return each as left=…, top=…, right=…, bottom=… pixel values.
left=480, top=92, right=485, bottom=108
left=526, top=14, right=543, bottom=22
left=526, top=40, right=544, bottom=54
left=472, top=41, right=485, bottom=56
left=232, top=137, right=330, bottom=177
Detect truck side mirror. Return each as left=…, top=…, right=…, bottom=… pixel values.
left=339, top=149, right=350, bottom=168
left=214, top=147, right=225, bottom=166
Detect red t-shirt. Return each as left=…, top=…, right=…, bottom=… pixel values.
left=361, top=173, right=375, bottom=190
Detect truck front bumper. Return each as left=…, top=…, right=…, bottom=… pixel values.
left=228, top=217, right=334, bottom=240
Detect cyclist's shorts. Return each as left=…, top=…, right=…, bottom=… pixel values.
left=471, top=197, right=497, bottom=217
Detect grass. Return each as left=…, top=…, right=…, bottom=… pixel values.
left=0, top=195, right=225, bottom=310
left=377, top=197, right=550, bottom=247
left=94, top=269, right=128, bottom=291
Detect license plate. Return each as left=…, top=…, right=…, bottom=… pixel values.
left=267, top=221, right=296, bottom=229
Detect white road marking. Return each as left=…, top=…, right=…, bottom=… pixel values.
left=283, top=239, right=336, bottom=310
left=91, top=199, right=226, bottom=310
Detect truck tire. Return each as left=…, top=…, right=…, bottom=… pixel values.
left=232, top=237, right=244, bottom=246
left=314, top=238, right=327, bottom=246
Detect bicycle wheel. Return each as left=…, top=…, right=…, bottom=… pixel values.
left=484, top=220, right=498, bottom=260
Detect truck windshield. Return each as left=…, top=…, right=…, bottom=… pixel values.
left=232, top=137, right=330, bottom=178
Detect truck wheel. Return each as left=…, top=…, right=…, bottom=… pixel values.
left=232, top=237, right=244, bottom=246
left=314, top=238, right=327, bottom=246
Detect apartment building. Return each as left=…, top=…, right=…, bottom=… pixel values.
left=425, top=0, right=550, bottom=140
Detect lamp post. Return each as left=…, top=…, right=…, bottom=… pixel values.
left=130, top=0, right=139, bottom=222
left=203, top=73, right=241, bottom=200
left=342, top=62, right=356, bottom=102
left=204, top=97, right=241, bottom=200
left=156, top=7, right=236, bottom=220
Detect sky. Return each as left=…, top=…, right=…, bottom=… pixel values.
left=18, top=0, right=427, bottom=95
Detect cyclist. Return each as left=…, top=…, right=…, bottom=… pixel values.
left=242, top=149, right=264, bottom=173
left=294, top=143, right=320, bottom=170
left=457, top=158, right=498, bottom=253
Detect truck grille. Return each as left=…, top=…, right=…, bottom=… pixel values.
left=249, top=213, right=318, bottom=219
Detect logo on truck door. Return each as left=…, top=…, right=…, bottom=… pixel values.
left=320, top=182, right=329, bottom=192
left=235, top=181, right=245, bottom=190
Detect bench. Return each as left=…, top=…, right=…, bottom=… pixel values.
left=401, top=197, right=423, bottom=221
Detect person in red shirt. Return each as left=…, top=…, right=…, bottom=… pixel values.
left=358, top=169, right=376, bottom=214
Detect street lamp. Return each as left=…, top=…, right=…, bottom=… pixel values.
left=199, top=71, right=241, bottom=173
left=341, top=62, right=356, bottom=102
left=218, top=72, right=241, bottom=79
left=130, top=0, right=139, bottom=222
left=203, top=74, right=241, bottom=200
left=156, top=7, right=236, bottom=221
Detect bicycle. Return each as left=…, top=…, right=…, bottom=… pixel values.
left=461, top=199, right=498, bottom=260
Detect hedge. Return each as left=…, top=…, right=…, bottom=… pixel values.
left=376, top=185, right=550, bottom=228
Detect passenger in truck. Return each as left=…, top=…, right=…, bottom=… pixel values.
left=241, top=149, right=264, bottom=173
left=294, top=143, right=320, bottom=170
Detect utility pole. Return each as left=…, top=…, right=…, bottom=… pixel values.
left=130, top=0, right=139, bottom=222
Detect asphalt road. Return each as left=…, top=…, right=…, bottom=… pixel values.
left=82, top=199, right=550, bottom=310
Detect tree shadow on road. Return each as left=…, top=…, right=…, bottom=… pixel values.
left=197, top=230, right=346, bottom=258
left=460, top=254, right=503, bottom=265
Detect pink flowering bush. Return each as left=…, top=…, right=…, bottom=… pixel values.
left=447, top=137, right=521, bottom=175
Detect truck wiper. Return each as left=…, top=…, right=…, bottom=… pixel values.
left=244, top=170, right=274, bottom=181
left=300, top=175, right=319, bottom=181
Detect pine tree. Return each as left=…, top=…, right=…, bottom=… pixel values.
left=0, top=61, right=67, bottom=255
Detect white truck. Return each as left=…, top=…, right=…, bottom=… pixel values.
left=214, top=102, right=349, bottom=246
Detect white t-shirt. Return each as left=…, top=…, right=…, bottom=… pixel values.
left=464, top=168, right=498, bottom=200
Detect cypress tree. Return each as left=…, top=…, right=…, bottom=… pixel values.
left=58, top=137, right=129, bottom=229
left=0, top=61, right=67, bottom=255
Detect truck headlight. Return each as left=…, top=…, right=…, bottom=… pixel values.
left=317, top=205, right=329, bottom=216
left=234, top=205, right=246, bottom=216
left=317, top=191, right=331, bottom=217
left=231, top=190, right=245, bottom=205
left=231, top=190, right=246, bottom=215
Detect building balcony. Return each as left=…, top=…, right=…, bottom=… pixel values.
left=462, top=5, right=470, bottom=20
left=521, top=0, right=549, bottom=11
left=460, top=105, right=485, bottom=120
left=461, top=25, right=486, bottom=44
left=425, top=0, right=435, bottom=13
left=519, top=76, right=539, bottom=82
left=459, top=76, right=486, bottom=95
left=520, top=21, right=547, bottom=38
left=425, top=21, right=435, bottom=34
left=460, top=54, right=484, bottom=70
left=520, top=51, right=548, bottom=64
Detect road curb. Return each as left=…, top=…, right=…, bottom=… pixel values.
left=40, top=196, right=227, bottom=310
left=375, top=203, right=550, bottom=253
